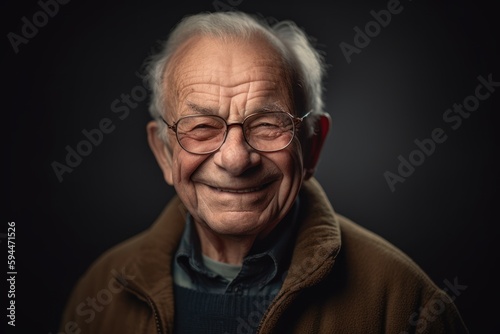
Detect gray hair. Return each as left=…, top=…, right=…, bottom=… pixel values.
left=143, top=11, right=327, bottom=140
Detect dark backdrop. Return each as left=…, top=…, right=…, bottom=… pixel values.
left=4, top=0, right=499, bottom=332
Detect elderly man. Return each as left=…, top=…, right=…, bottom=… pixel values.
left=60, top=11, right=468, bottom=334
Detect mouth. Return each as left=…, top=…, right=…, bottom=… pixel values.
left=208, top=180, right=274, bottom=194
left=215, top=186, right=264, bottom=193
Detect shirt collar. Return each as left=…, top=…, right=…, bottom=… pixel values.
left=175, top=214, right=217, bottom=280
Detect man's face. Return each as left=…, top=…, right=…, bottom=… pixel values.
left=158, top=35, right=305, bottom=238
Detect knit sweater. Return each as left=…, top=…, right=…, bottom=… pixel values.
left=59, top=178, right=468, bottom=333
left=173, top=285, right=273, bottom=334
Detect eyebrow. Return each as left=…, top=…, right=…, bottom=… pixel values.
left=185, top=102, right=216, bottom=115
left=259, top=102, right=287, bottom=113
left=184, top=101, right=288, bottom=115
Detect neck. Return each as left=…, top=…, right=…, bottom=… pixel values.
left=194, top=223, right=258, bottom=265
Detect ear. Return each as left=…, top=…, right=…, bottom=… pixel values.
left=147, top=120, right=174, bottom=185
left=303, top=113, right=331, bottom=180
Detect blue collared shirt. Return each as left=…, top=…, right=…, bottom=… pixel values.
left=173, top=199, right=300, bottom=296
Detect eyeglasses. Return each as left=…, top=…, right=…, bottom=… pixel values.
left=160, top=111, right=311, bottom=155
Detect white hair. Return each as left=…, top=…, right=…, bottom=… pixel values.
left=143, top=11, right=327, bottom=140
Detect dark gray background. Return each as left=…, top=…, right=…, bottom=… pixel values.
left=4, top=0, right=499, bottom=332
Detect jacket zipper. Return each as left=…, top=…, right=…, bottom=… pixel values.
left=145, top=295, right=163, bottom=334
left=116, top=276, right=165, bottom=334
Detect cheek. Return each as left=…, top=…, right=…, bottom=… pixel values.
left=171, top=151, right=209, bottom=213
left=275, top=142, right=304, bottom=196
left=171, top=149, right=208, bottom=184
left=285, top=140, right=304, bottom=176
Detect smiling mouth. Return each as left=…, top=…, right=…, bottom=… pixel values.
left=215, top=186, right=264, bottom=193
left=210, top=180, right=274, bottom=194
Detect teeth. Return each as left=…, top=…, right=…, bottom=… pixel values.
left=217, top=186, right=261, bottom=193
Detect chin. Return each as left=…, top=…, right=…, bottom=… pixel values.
left=202, top=212, right=275, bottom=237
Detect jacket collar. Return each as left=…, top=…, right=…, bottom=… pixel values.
left=257, top=178, right=342, bottom=331
left=282, top=177, right=341, bottom=290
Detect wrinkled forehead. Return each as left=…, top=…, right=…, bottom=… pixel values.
left=163, top=34, right=295, bottom=107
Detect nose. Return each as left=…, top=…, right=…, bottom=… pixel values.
left=213, top=125, right=261, bottom=175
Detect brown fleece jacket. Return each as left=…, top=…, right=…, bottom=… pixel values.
left=59, top=178, right=468, bottom=333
